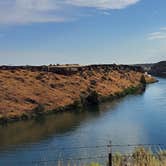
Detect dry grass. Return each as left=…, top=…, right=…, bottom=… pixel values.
left=112, top=147, right=166, bottom=166
left=55, top=148, right=166, bottom=166
left=0, top=68, right=156, bottom=120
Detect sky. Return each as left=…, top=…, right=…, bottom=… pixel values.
left=0, top=0, right=166, bottom=65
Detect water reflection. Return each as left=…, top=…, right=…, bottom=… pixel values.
left=0, top=105, right=101, bottom=149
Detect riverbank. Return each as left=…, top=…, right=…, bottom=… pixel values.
left=112, top=147, right=166, bottom=166
left=59, top=148, right=166, bottom=166
left=0, top=64, right=157, bottom=123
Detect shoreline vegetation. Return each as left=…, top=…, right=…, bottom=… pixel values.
left=0, top=64, right=157, bottom=124
left=57, top=148, right=166, bottom=166
left=112, top=147, right=166, bottom=166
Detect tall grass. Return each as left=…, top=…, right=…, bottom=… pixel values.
left=112, top=147, right=166, bottom=166
left=56, top=148, right=166, bottom=166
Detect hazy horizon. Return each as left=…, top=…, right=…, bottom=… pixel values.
left=0, top=60, right=162, bottom=66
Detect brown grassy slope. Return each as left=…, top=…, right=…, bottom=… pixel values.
left=0, top=68, right=155, bottom=120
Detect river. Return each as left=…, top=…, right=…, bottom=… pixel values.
left=0, top=78, right=166, bottom=165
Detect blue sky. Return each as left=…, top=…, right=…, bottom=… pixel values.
left=0, top=0, right=166, bottom=65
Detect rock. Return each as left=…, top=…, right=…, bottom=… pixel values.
left=85, top=90, right=99, bottom=105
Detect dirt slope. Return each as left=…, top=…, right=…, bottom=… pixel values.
left=0, top=65, right=156, bottom=122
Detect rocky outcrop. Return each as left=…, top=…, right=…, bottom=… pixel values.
left=0, top=64, right=156, bottom=124
left=149, top=61, right=166, bottom=78
left=0, top=64, right=144, bottom=75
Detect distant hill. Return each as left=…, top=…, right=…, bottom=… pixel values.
left=149, top=61, right=166, bottom=78
left=134, top=63, right=154, bottom=72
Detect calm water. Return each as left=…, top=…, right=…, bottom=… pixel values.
left=0, top=78, right=166, bottom=165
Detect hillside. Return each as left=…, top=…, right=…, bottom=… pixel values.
left=0, top=64, right=157, bottom=123
left=149, top=61, right=166, bottom=77
left=134, top=63, right=154, bottom=72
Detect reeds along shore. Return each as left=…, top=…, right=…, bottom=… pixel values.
left=0, top=65, right=157, bottom=123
